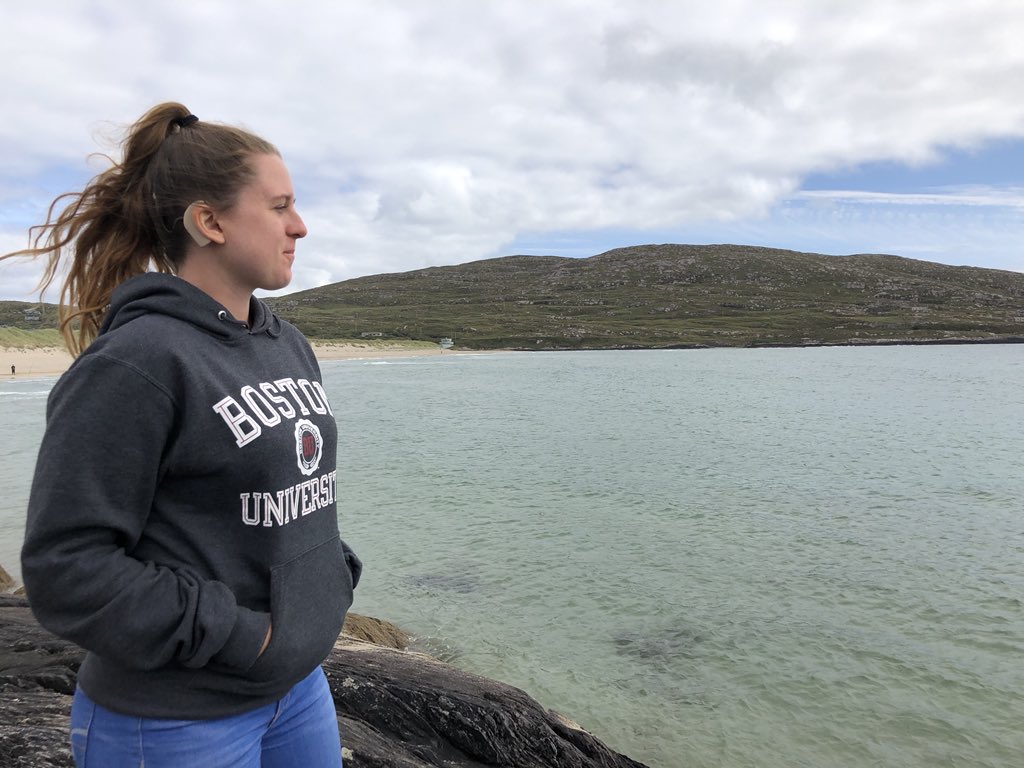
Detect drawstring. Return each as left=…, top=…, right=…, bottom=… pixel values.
left=266, top=316, right=282, bottom=338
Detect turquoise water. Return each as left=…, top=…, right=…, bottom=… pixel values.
left=2, top=346, right=1022, bottom=767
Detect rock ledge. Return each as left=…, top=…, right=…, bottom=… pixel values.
left=0, top=595, right=648, bottom=768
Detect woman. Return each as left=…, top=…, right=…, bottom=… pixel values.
left=4, top=103, right=360, bottom=767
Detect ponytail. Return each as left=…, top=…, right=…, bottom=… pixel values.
left=1, top=102, right=278, bottom=355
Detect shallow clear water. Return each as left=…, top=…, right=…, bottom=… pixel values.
left=2, top=347, right=1022, bottom=767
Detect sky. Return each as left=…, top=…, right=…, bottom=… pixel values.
left=2, top=0, right=1024, bottom=302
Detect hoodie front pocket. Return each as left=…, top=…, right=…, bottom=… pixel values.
left=246, top=536, right=352, bottom=684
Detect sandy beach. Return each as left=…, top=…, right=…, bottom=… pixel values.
left=3, top=343, right=480, bottom=379
left=310, top=342, right=480, bottom=362
left=3, top=347, right=75, bottom=377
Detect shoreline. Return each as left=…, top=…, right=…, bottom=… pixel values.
left=2, top=343, right=486, bottom=379
left=7, top=334, right=1018, bottom=380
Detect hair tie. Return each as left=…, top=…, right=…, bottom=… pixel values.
left=171, top=114, right=199, bottom=129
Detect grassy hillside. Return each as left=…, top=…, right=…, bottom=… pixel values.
left=0, top=301, right=58, bottom=331
left=268, top=245, right=1024, bottom=349
left=6, top=245, right=1023, bottom=350
left=0, top=328, right=63, bottom=349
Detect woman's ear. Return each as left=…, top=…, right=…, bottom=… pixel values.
left=183, top=202, right=225, bottom=246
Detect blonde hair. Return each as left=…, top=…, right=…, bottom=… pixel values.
left=1, top=102, right=278, bottom=355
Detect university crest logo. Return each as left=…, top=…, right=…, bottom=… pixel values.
left=294, top=419, right=323, bottom=477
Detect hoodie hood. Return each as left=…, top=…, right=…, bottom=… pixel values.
left=100, top=273, right=282, bottom=340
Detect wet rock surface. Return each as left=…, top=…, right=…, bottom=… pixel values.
left=0, top=595, right=648, bottom=768
left=0, top=596, right=79, bottom=768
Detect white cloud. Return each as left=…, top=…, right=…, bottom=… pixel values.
left=0, top=235, right=61, bottom=302
left=3, top=0, right=1024, bottom=300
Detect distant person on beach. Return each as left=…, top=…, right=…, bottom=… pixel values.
left=8, top=365, right=12, bottom=376
left=1, top=103, right=360, bottom=767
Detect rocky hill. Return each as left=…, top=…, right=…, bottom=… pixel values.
left=7, top=245, right=1023, bottom=350
left=268, top=245, right=1024, bottom=349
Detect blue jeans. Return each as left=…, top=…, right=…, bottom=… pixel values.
left=69, top=667, right=343, bottom=768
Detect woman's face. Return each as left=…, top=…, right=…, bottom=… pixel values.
left=214, top=153, right=308, bottom=293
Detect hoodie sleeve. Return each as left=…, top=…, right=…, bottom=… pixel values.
left=21, top=352, right=270, bottom=672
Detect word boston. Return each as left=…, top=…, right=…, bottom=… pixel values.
left=212, top=377, right=334, bottom=447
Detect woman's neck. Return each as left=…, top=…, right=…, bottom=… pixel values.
left=176, top=262, right=252, bottom=324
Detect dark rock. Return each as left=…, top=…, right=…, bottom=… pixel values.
left=406, top=572, right=481, bottom=594
left=0, top=596, right=78, bottom=767
left=0, top=690, right=74, bottom=768
left=614, top=626, right=705, bottom=661
left=325, top=639, right=648, bottom=768
left=0, top=595, right=648, bottom=768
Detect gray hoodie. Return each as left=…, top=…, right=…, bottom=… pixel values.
left=21, top=273, right=360, bottom=718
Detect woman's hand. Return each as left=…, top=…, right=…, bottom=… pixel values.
left=258, top=623, right=272, bottom=657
